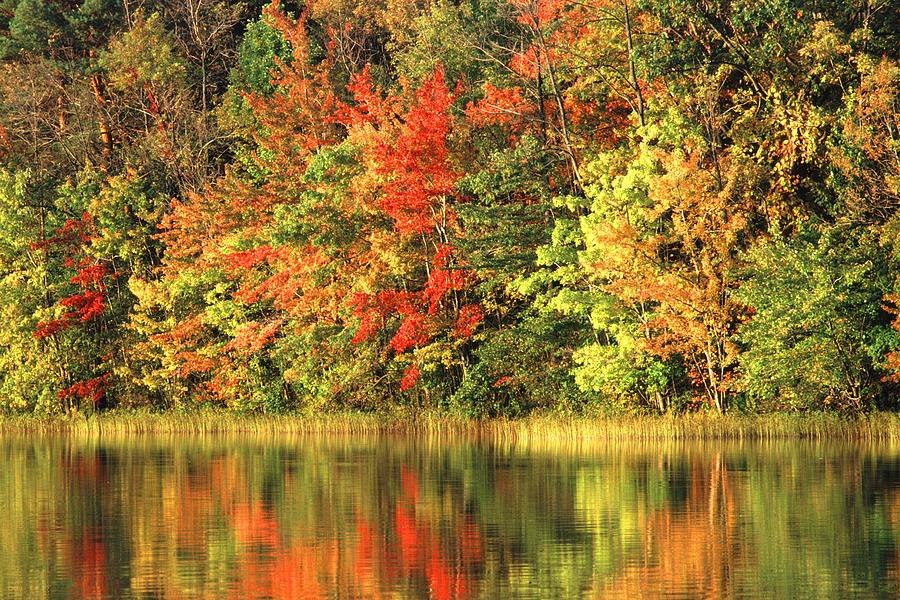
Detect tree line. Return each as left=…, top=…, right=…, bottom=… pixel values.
left=0, top=0, right=897, bottom=414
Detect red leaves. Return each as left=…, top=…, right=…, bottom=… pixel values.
left=35, top=260, right=109, bottom=339
left=0, top=123, right=8, bottom=158
left=153, top=54, right=473, bottom=398
left=377, top=68, right=459, bottom=234
left=34, top=318, right=69, bottom=340
left=389, top=313, right=429, bottom=354
left=508, top=0, right=567, bottom=27
left=423, top=246, right=470, bottom=314
left=31, top=212, right=93, bottom=251
left=400, top=364, right=421, bottom=391
left=336, top=65, right=392, bottom=127
left=350, top=244, right=474, bottom=362
left=350, top=291, right=417, bottom=345
left=346, top=66, right=461, bottom=234
left=465, top=84, right=532, bottom=129
left=27, top=210, right=118, bottom=408
left=58, top=373, right=110, bottom=406
left=61, top=290, right=106, bottom=323
left=454, top=304, right=484, bottom=338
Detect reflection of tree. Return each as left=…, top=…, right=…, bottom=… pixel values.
left=0, top=438, right=898, bottom=598
left=66, top=530, right=110, bottom=600
left=592, top=452, right=744, bottom=598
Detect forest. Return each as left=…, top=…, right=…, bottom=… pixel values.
left=0, top=0, right=897, bottom=416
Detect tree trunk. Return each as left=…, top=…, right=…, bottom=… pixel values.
left=623, top=0, right=645, bottom=127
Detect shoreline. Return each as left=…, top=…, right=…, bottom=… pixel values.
left=2, top=409, right=900, bottom=441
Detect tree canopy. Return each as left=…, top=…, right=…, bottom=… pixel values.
left=0, top=0, right=897, bottom=414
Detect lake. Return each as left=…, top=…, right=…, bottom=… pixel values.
left=0, top=433, right=898, bottom=599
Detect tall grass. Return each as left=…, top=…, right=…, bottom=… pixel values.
left=2, top=409, right=900, bottom=442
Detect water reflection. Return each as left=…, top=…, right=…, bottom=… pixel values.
left=0, top=435, right=898, bottom=599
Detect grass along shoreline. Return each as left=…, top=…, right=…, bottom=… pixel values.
left=2, top=409, right=900, bottom=441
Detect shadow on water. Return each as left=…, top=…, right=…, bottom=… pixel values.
left=0, top=433, right=898, bottom=599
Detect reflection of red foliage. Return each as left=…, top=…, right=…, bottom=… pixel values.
left=400, top=464, right=420, bottom=501
left=460, top=519, right=484, bottom=565
left=53, top=451, right=487, bottom=600
left=355, top=517, right=375, bottom=578
left=68, top=531, right=109, bottom=600
left=233, top=501, right=280, bottom=549
left=427, top=547, right=456, bottom=600
left=395, top=504, right=423, bottom=567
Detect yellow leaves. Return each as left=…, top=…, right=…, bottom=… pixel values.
left=831, top=55, right=900, bottom=220
left=766, top=90, right=826, bottom=176
left=799, top=21, right=852, bottom=81
left=100, top=13, right=187, bottom=91
left=849, top=56, right=899, bottom=156
left=580, top=137, right=751, bottom=407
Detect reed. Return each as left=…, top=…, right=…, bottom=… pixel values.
left=2, top=409, right=900, bottom=442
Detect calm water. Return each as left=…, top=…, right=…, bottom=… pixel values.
left=0, top=434, right=898, bottom=599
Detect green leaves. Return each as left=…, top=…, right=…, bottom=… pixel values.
left=735, top=225, right=895, bottom=409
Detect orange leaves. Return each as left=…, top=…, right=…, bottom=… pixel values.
left=225, top=320, right=284, bottom=355
left=881, top=295, right=900, bottom=384
left=151, top=0, right=472, bottom=400
left=507, top=0, right=567, bottom=28
left=509, top=46, right=543, bottom=80
left=147, top=4, right=358, bottom=404
left=336, top=64, right=395, bottom=128
left=227, top=245, right=276, bottom=270
left=250, top=2, right=343, bottom=156
left=586, top=145, right=752, bottom=411
left=465, top=84, right=532, bottom=130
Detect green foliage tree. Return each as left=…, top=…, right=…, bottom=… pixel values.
left=736, top=227, right=897, bottom=410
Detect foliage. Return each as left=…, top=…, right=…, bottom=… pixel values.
left=735, top=226, right=896, bottom=410
left=0, top=0, right=897, bottom=415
